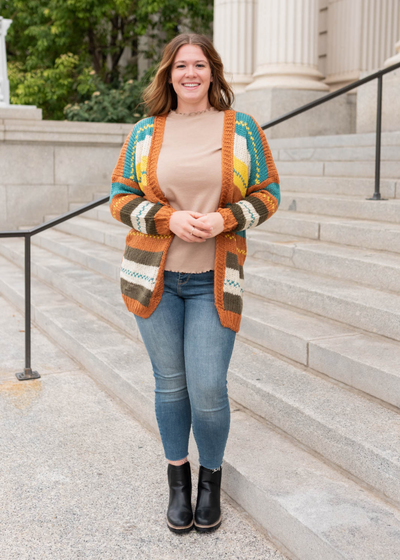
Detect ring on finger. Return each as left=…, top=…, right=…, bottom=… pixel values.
left=190, top=226, right=194, bottom=235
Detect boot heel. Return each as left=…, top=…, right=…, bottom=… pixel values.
left=194, top=465, right=222, bottom=533
left=166, top=461, right=194, bottom=534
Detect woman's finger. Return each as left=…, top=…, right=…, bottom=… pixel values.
left=190, top=225, right=210, bottom=239
left=188, top=217, right=212, bottom=233
left=181, top=234, right=205, bottom=243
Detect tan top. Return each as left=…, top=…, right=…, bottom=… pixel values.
left=157, top=106, right=225, bottom=273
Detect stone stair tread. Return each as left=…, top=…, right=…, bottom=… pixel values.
left=242, top=290, right=359, bottom=348
left=242, top=291, right=400, bottom=407
left=275, top=145, right=400, bottom=161
left=45, top=212, right=129, bottom=247
left=258, top=211, right=400, bottom=252
left=277, top=160, right=400, bottom=179
left=276, top=176, right=397, bottom=198
left=32, top=227, right=122, bottom=280
left=280, top=193, right=400, bottom=223
left=245, top=256, right=400, bottom=313
left=248, top=229, right=400, bottom=268
left=244, top=257, right=400, bottom=341
left=282, top=191, right=400, bottom=203
left=268, top=130, right=400, bottom=149
left=45, top=213, right=127, bottom=234
left=263, top=211, right=400, bottom=229
left=0, top=254, right=400, bottom=559
left=309, top=333, right=400, bottom=404
left=228, top=337, right=400, bottom=505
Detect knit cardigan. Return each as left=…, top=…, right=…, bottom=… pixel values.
left=109, top=109, right=280, bottom=333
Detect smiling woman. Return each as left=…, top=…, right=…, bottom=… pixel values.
left=108, top=33, right=280, bottom=536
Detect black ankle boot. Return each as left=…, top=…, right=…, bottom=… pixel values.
left=194, top=465, right=222, bottom=532
left=166, top=461, right=194, bottom=533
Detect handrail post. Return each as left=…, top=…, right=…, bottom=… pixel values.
left=16, top=233, right=40, bottom=381
left=368, top=75, right=386, bottom=201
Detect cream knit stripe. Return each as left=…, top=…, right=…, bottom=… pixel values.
left=223, top=266, right=244, bottom=297
left=130, top=201, right=157, bottom=234
left=120, top=257, right=159, bottom=291
left=234, top=199, right=261, bottom=229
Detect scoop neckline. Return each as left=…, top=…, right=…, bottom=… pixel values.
left=169, top=106, right=218, bottom=116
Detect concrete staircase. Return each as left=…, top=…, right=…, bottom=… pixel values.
left=1, top=129, right=400, bottom=559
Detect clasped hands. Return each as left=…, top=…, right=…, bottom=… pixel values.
left=169, top=210, right=224, bottom=243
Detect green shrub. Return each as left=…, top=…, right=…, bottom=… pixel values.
left=63, top=68, right=153, bottom=123
left=8, top=53, right=97, bottom=120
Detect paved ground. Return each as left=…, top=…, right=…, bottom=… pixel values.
left=0, top=296, right=289, bottom=560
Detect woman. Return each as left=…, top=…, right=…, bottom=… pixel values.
left=109, top=33, right=280, bottom=534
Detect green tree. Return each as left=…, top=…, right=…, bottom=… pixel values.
left=0, top=0, right=213, bottom=120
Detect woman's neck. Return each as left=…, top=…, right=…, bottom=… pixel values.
left=175, top=100, right=212, bottom=114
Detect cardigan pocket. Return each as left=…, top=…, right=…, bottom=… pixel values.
left=120, top=242, right=164, bottom=308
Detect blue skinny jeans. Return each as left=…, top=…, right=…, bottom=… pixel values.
left=134, top=269, right=236, bottom=470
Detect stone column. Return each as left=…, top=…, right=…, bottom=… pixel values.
left=384, top=39, right=400, bottom=68
left=325, top=0, right=400, bottom=89
left=246, top=0, right=328, bottom=91
left=0, top=16, right=12, bottom=106
left=213, top=0, right=256, bottom=93
left=357, top=38, right=400, bottom=133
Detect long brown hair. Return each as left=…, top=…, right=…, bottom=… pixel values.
left=141, top=33, right=234, bottom=116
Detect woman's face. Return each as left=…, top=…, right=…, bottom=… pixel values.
left=169, top=44, right=213, bottom=110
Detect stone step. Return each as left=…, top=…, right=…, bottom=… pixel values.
left=277, top=160, right=400, bottom=178
left=2, top=236, right=400, bottom=411
left=31, top=227, right=122, bottom=282
left=268, top=130, right=400, bottom=149
left=240, top=292, right=400, bottom=410
left=273, top=145, right=400, bottom=162
left=280, top=192, right=400, bottom=223
left=259, top=211, right=400, bottom=254
left=46, top=213, right=127, bottom=251
left=68, top=203, right=114, bottom=225
left=244, top=258, right=400, bottom=342
left=246, top=230, right=400, bottom=293
left=1, top=255, right=400, bottom=559
left=277, top=176, right=397, bottom=198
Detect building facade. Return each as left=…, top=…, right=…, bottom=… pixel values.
left=214, top=0, right=400, bottom=93
left=214, top=0, right=400, bottom=136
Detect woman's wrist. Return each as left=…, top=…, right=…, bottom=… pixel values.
left=216, top=207, right=238, bottom=233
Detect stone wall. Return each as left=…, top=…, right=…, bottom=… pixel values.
left=0, top=118, right=132, bottom=230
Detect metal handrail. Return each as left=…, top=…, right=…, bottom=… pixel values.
left=1, top=60, right=399, bottom=379
left=261, top=60, right=400, bottom=201
left=0, top=195, right=109, bottom=380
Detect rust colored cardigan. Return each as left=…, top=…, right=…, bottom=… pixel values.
left=109, top=109, right=280, bottom=333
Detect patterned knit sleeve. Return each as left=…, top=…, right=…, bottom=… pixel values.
left=109, top=119, right=176, bottom=236
left=217, top=114, right=280, bottom=233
